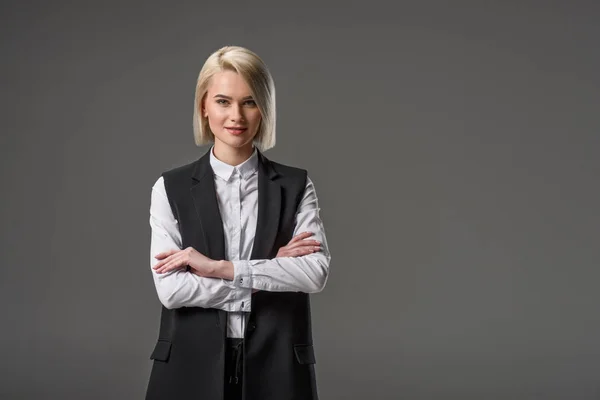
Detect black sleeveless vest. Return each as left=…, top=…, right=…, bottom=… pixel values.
left=145, top=148, right=320, bottom=400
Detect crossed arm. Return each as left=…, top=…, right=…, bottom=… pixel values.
left=149, top=176, right=331, bottom=311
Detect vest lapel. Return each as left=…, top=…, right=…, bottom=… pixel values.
left=251, top=150, right=281, bottom=259
left=189, top=148, right=281, bottom=262
left=190, top=151, right=225, bottom=261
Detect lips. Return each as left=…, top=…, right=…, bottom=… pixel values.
left=225, top=127, right=247, bottom=135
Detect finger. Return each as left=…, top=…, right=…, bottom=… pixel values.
left=293, top=248, right=310, bottom=256
left=279, top=242, right=317, bottom=257
left=283, top=241, right=319, bottom=253
left=154, top=249, right=185, bottom=269
left=288, top=232, right=314, bottom=244
left=155, top=251, right=170, bottom=260
left=153, top=258, right=169, bottom=270
left=154, top=249, right=179, bottom=260
left=153, top=253, right=175, bottom=270
left=156, top=255, right=185, bottom=274
left=159, top=258, right=184, bottom=273
left=157, top=262, right=179, bottom=274
left=286, top=239, right=321, bottom=250
left=303, top=246, right=321, bottom=255
left=281, top=246, right=318, bottom=258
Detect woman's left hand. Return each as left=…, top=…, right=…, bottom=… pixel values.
left=153, top=247, right=217, bottom=277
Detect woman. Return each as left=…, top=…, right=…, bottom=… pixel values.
left=146, top=46, right=331, bottom=400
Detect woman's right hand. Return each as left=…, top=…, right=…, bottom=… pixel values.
left=276, top=231, right=321, bottom=258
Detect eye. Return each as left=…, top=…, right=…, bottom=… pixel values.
left=244, top=100, right=257, bottom=106
left=216, top=99, right=229, bottom=105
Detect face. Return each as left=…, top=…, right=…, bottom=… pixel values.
left=202, top=70, right=262, bottom=152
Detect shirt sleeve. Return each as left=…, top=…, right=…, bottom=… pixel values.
left=231, top=176, right=331, bottom=293
left=149, top=176, right=251, bottom=311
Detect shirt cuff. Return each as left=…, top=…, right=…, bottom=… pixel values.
left=232, top=288, right=252, bottom=312
left=232, top=260, right=253, bottom=289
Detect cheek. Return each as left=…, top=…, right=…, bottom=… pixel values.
left=250, top=110, right=262, bottom=124
left=206, top=107, right=226, bottom=122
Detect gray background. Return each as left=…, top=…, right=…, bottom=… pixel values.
left=2, top=1, right=599, bottom=399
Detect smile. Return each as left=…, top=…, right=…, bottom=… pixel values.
left=226, top=127, right=247, bottom=135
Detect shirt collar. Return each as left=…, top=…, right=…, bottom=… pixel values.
left=209, top=145, right=258, bottom=181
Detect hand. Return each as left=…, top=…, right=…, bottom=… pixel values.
left=153, top=247, right=217, bottom=277
left=186, top=263, right=261, bottom=293
left=276, top=231, right=321, bottom=258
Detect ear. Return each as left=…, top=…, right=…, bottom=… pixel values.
left=200, top=95, right=208, bottom=117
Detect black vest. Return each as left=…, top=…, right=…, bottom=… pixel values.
left=145, top=149, right=319, bottom=400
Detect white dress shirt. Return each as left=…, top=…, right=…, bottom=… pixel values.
left=149, top=145, right=331, bottom=338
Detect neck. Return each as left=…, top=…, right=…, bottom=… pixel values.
left=212, top=141, right=254, bottom=166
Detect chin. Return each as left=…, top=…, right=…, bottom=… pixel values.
left=217, top=136, right=254, bottom=149
left=218, top=131, right=255, bottom=144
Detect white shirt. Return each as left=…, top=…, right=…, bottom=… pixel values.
left=149, top=146, right=331, bottom=338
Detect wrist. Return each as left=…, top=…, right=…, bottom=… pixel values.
left=212, top=260, right=234, bottom=280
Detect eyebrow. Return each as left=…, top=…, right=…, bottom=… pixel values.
left=213, top=94, right=254, bottom=100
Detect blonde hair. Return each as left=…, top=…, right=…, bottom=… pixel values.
left=193, top=46, right=276, bottom=151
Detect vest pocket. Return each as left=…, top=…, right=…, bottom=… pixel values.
left=150, top=339, right=172, bottom=362
left=293, top=344, right=316, bottom=364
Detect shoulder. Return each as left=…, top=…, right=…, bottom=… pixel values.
left=154, top=156, right=205, bottom=201
left=159, top=155, right=204, bottom=189
left=262, top=154, right=316, bottom=193
left=267, top=157, right=308, bottom=181
left=161, top=158, right=198, bottom=179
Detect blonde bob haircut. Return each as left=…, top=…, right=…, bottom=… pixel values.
left=193, top=46, right=276, bottom=152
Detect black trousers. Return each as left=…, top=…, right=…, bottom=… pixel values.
left=224, top=338, right=244, bottom=400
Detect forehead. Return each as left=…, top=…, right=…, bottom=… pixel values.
left=207, top=70, right=253, bottom=96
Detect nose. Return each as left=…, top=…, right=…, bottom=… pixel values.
left=230, top=103, right=245, bottom=122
